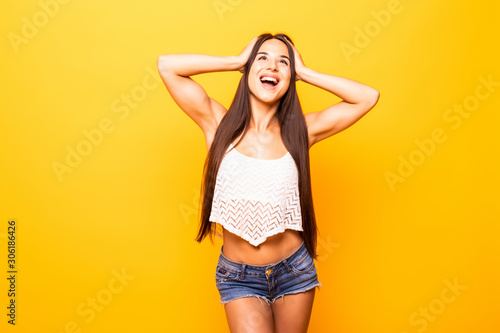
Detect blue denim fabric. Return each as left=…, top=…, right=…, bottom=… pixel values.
left=215, top=241, right=322, bottom=306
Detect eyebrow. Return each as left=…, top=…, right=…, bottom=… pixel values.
left=257, top=52, right=290, bottom=61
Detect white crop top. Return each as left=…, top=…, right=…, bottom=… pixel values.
left=209, top=142, right=303, bottom=246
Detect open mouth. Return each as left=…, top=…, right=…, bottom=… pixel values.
left=259, top=75, right=279, bottom=89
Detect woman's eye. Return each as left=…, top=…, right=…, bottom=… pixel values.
left=258, top=56, right=267, bottom=60
left=280, top=60, right=288, bottom=65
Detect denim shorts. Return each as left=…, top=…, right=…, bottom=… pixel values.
left=215, top=241, right=321, bottom=306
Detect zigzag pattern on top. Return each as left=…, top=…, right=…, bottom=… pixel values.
left=209, top=143, right=303, bottom=246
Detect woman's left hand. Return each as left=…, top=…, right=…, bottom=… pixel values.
left=289, top=42, right=306, bottom=81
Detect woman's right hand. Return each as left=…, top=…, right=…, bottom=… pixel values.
left=236, top=37, right=258, bottom=73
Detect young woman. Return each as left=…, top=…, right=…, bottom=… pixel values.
left=157, top=33, right=379, bottom=333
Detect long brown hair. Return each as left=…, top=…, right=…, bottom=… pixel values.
left=195, top=32, right=319, bottom=259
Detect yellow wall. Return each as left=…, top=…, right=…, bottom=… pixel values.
left=2, top=0, right=498, bottom=332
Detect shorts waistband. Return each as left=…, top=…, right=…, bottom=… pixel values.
left=219, top=241, right=307, bottom=272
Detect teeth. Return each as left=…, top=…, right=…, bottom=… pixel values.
left=261, top=76, right=278, bottom=84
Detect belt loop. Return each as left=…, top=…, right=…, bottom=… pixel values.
left=240, top=264, right=246, bottom=280
left=283, top=259, right=292, bottom=273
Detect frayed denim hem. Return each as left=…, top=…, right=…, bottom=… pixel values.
left=219, top=295, right=272, bottom=307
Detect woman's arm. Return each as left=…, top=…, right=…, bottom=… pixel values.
left=291, top=44, right=380, bottom=148
left=157, top=37, right=257, bottom=134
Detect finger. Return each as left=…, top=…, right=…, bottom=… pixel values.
left=249, top=36, right=258, bottom=46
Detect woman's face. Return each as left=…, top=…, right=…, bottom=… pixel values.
left=248, top=38, right=292, bottom=105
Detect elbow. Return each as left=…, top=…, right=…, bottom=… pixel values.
left=356, top=88, right=379, bottom=114
left=366, top=88, right=380, bottom=109
left=156, top=54, right=172, bottom=75
left=156, top=54, right=171, bottom=74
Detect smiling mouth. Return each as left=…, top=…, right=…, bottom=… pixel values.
left=259, top=76, right=279, bottom=89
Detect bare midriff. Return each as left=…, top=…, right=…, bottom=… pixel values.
left=221, top=228, right=304, bottom=265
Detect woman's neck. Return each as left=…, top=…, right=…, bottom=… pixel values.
left=248, top=96, right=280, bottom=134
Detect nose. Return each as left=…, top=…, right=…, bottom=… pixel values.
left=266, top=59, right=278, bottom=71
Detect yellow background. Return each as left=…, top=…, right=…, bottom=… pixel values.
left=2, top=0, right=499, bottom=332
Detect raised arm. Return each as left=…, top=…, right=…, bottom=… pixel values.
left=156, top=38, right=257, bottom=137
left=289, top=43, right=380, bottom=148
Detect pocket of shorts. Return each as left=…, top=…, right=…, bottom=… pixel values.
left=215, top=264, right=240, bottom=282
left=289, top=254, right=316, bottom=275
